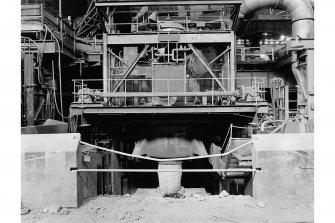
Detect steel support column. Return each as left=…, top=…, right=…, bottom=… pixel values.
left=307, top=49, right=314, bottom=123
left=24, top=54, right=35, bottom=126
left=103, top=33, right=108, bottom=99
left=230, top=31, right=236, bottom=91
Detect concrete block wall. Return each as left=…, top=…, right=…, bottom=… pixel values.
left=21, top=133, right=98, bottom=208
left=251, top=133, right=314, bottom=207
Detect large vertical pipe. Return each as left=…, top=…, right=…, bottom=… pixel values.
left=103, top=33, right=108, bottom=97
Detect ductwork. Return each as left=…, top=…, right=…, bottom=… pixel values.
left=237, top=0, right=314, bottom=38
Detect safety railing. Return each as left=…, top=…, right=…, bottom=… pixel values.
left=72, top=77, right=266, bottom=107
left=21, top=4, right=75, bottom=44
left=21, top=36, right=42, bottom=54
left=236, top=47, right=274, bottom=62
left=236, top=45, right=291, bottom=63
left=107, top=8, right=233, bottom=34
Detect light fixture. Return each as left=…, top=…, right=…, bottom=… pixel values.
left=280, top=35, right=285, bottom=40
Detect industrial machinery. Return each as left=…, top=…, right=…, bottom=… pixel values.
left=21, top=0, right=314, bottom=208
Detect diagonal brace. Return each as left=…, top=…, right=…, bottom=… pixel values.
left=188, top=43, right=227, bottom=92
left=208, top=47, right=230, bottom=66
left=112, top=45, right=150, bottom=92
left=108, top=49, right=130, bottom=67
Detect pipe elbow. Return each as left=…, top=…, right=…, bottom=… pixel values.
left=237, top=0, right=314, bottom=37
left=284, top=0, right=314, bottom=21
left=239, top=0, right=313, bottom=20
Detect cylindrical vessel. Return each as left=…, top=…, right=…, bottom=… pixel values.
left=157, top=161, right=182, bottom=194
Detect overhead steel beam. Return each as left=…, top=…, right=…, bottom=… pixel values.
left=96, top=0, right=242, bottom=7
left=107, top=32, right=232, bottom=44
left=70, top=104, right=269, bottom=114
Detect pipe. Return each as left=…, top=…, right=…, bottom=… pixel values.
left=97, top=91, right=240, bottom=98
left=237, top=0, right=314, bottom=38
left=71, top=168, right=259, bottom=173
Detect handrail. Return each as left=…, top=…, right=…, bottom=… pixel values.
left=21, top=37, right=42, bottom=53
left=72, top=77, right=266, bottom=82
left=72, top=76, right=266, bottom=106
left=71, top=168, right=258, bottom=173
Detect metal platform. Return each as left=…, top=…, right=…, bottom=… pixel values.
left=70, top=102, right=268, bottom=115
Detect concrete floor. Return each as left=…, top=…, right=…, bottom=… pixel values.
left=21, top=189, right=314, bottom=223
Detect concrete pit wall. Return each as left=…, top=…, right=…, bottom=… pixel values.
left=251, top=133, right=314, bottom=207
left=21, top=133, right=98, bottom=208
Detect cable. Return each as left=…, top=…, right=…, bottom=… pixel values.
left=36, top=28, right=49, bottom=85
left=221, top=125, right=231, bottom=150
left=51, top=60, right=67, bottom=120
left=79, top=140, right=253, bottom=162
